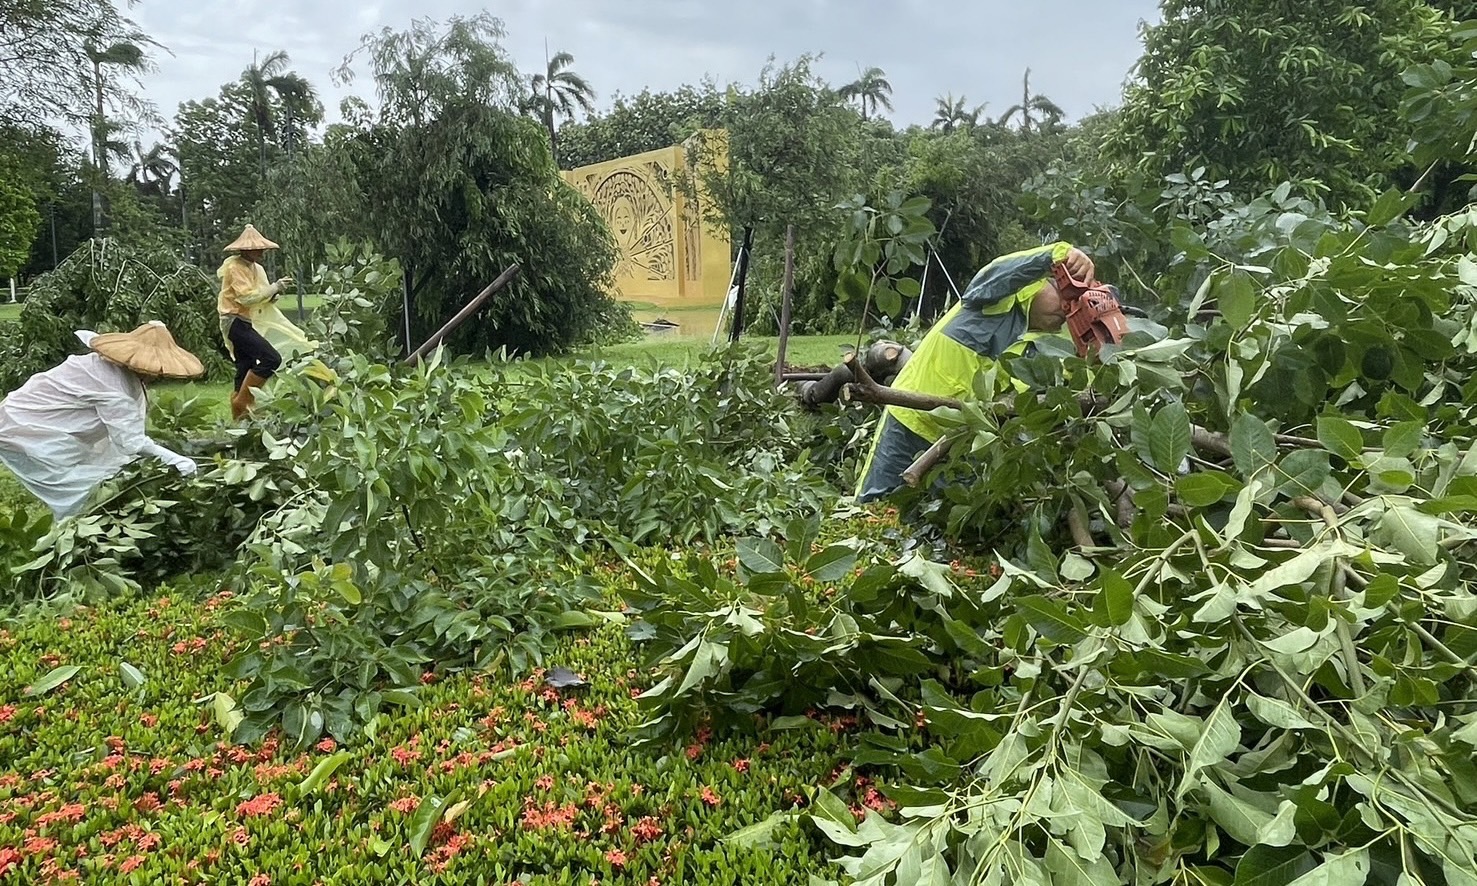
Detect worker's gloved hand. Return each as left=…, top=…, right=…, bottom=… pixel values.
left=167, top=454, right=198, bottom=476
left=1062, top=248, right=1095, bottom=283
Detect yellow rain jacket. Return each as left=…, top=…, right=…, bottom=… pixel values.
left=216, top=255, right=319, bottom=361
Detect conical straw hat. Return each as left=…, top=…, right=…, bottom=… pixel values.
left=89, top=321, right=205, bottom=379
left=223, top=224, right=279, bottom=253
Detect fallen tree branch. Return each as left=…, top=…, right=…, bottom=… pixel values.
left=903, top=437, right=953, bottom=487
left=845, top=353, right=961, bottom=412
left=1067, top=500, right=1095, bottom=550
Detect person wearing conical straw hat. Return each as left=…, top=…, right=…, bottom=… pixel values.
left=217, top=224, right=313, bottom=419
left=0, top=322, right=204, bottom=519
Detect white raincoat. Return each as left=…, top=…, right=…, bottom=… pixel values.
left=0, top=332, right=197, bottom=518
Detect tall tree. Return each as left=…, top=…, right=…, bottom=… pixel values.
left=0, top=0, right=143, bottom=122
left=333, top=14, right=618, bottom=355
left=997, top=69, right=1064, bottom=134
left=241, top=50, right=322, bottom=181
left=127, top=141, right=177, bottom=198
left=1106, top=0, right=1449, bottom=207
left=527, top=50, right=596, bottom=166
left=931, top=93, right=985, bottom=134
left=82, top=36, right=154, bottom=233
left=85, top=39, right=151, bottom=173
left=838, top=66, right=894, bottom=121
left=556, top=84, right=725, bottom=169
left=683, top=56, right=872, bottom=332
left=173, top=82, right=268, bottom=260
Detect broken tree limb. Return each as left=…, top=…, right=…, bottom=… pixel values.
left=1189, top=426, right=1234, bottom=459
left=1067, top=500, right=1095, bottom=549
left=1104, top=479, right=1136, bottom=529
left=903, top=436, right=953, bottom=487
left=800, top=342, right=913, bottom=408
left=845, top=352, right=960, bottom=411
left=404, top=264, right=522, bottom=366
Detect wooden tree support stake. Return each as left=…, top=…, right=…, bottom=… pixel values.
left=774, top=225, right=796, bottom=389
left=404, top=263, right=522, bottom=366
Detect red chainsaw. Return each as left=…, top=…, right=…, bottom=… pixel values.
left=1051, top=262, right=1132, bottom=358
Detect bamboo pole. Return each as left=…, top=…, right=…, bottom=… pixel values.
left=774, top=225, right=796, bottom=389
left=404, top=264, right=521, bottom=366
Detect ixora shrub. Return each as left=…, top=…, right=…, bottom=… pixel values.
left=619, top=193, right=1477, bottom=885
left=0, top=239, right=223, bottom=392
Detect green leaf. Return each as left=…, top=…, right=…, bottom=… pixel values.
left=808, top=786, right=857, bottom=834
left=722, top=810, right=794, bottom=849
left=834, top=270, right=869, bottom=304
left=803, top=545, right=857, bottom=583
left=408, top=792, right=455, bottom=856
left=1129, top=648, right=1213, bottom=679
left=1285, top=849, right=1369, bottom=886
left=1176, top=471, right=1240, bottom=506
left=1382, top=419, right=1425, bottom=459
left=1100, top=569, right=1134, bottom=627
left=1201, top=781, right=1275, bottom=846
left=1366, top=189, right=1416, bottom=227
left=1015, top=596, right=1089, bottom=644
left=1231, top=413, right=1277, bottom=478
left=1315, top=415, right=1362, bottom=462
left=784, top=513, right=821, bottom=563
left=674, top=640, right=726, bottom=697
left=895, top=277, right=922, bottom=298
left=219, top=610, right=270, bottom=640
left=1148, top=401, right=1192, bottom=473
left=1217, top=269, right=1257, bottom=329
left=737, top=537, right=786, bottom=576
left=1276, top=449, right=1330, bottom=498
left=213, top=691, right=245, bottom=739
left=1374, top=505, right=1440, bottom=566
left=1246, top=692, right=1318, bottom=730
left=1234, top=846, right=1316, bottom=886
left=25, top=665, right=81, bottom=696
left=876, top=285, right=903, bottom=318
left=297, top=751, right=353, bottom=796
left=119, top=662, right=146, bottom=690
left=1180, top=698, right=1241, bottom=798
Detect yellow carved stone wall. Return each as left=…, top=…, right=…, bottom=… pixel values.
left=561, top=132, right=730, bottom=309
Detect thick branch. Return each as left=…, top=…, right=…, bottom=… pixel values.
left=903, top=437, right=953, bottom=487
left=845, top=353, right=961, bottom=411
left=1067, top=501, right=1095, bottom=550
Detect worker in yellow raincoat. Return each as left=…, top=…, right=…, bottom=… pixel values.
left=216, top=225, right=325, bottom=420
left=855, top=242, right=1095, bottom=502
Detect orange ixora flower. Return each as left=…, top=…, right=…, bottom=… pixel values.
left=235, top=793, right=282, bottom=818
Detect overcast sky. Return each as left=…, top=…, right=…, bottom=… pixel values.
left=126, top=0, right=1162, bottom=136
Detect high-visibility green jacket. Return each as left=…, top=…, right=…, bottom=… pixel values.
left=855, top=242, right=1074, bottom=502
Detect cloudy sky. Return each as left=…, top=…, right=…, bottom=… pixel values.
left=126, top=0, right=1162, bottom=134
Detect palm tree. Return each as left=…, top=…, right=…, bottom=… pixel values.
left=241, top=50, right=322, bottom=180
left=838, top=66, right=894, bottom=121
left=127, top=141, right=178, bottom=198
left=85, top=39, right=151, bottom=175
left=997, top=69, right=1066, bottom=134
left=85, top=38, right=152, bottom=232
left=528, top=50, right=596, bottom=166
left=931, top=93, right=986, bottom=134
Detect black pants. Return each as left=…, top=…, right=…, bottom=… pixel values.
left=228, top=317, right=282, bottom=390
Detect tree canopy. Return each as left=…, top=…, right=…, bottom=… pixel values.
left=1106, top=0, right=1449, bottom=208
